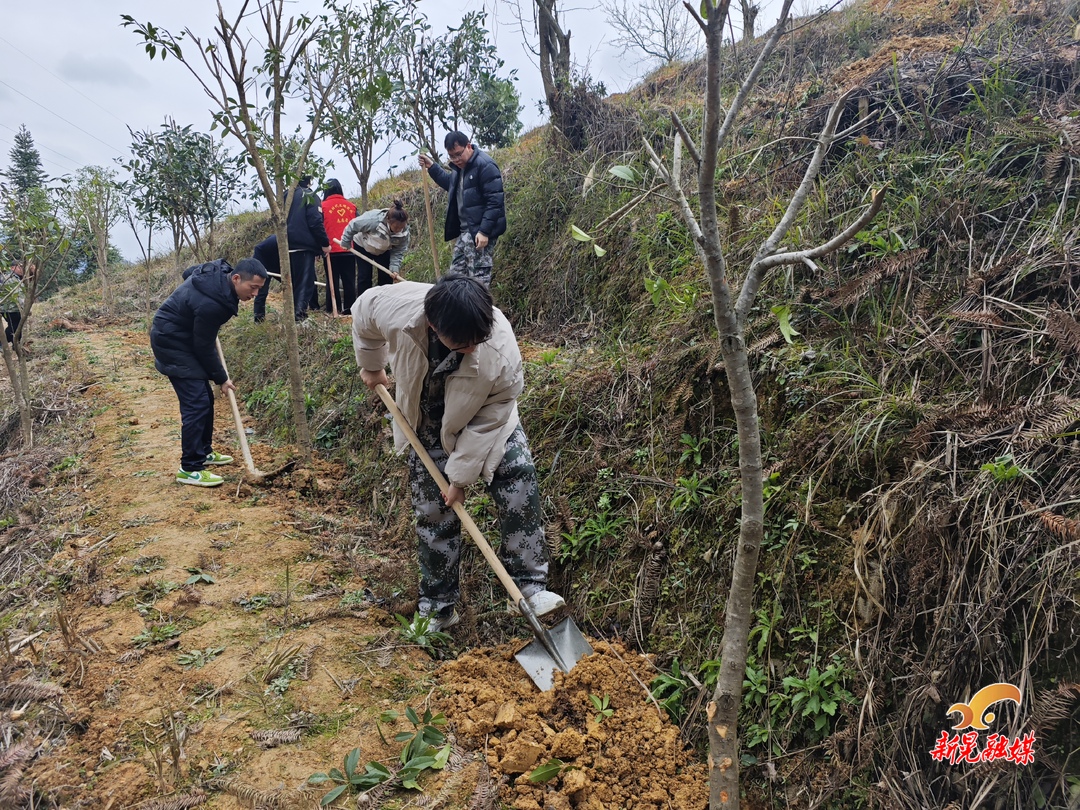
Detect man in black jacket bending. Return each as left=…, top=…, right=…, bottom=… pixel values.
left=150, top=259, right=267, bottom=487
left=419, top=131, right=505, bottom=287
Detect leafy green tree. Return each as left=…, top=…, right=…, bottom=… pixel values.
left=391, top=7, right=504, bottom=159
left=63, top=166, right=122, bottom=313
left=2, top=125, right=48, bottom=199
left=463, top=73, right=523, bottom=149
left=316, top=0, right=400, bottom=210
left=120, top=119, right=245, bottom=267
left=123, top=0, right=348, bottom=457
left=437, top=11, right=504, bottom=131
left=0, top=185, right=70, bottom=446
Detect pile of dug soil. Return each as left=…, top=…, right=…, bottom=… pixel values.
left=434, top=640, right=709, bottom=809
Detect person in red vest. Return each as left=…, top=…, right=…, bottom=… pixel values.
left=321, top=179, right=358, bottom=314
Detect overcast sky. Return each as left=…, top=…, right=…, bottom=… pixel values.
left=0, top=0, right=762, bottom=261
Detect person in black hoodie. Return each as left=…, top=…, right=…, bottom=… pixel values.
left=151, top=258, right=267, bottom=487
left=287, top=176, right=331, bottom=321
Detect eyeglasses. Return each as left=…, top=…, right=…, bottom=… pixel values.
left=435, top=331, right=489, bottom=352
left=447, top=147, right=469, bottom=161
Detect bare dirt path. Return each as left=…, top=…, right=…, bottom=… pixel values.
left=21, top=327, right=708, bottom=809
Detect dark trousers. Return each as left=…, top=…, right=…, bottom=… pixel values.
left=2, top=311, right=20, bottom=347
left=253, top=278, right=273, bottom=322
left=290, top=250, right=318, bottom=319
left=355, top=248, right=395, bottom=300
left=169, top=377, right=214, bottom=472
left=326, top=253, right=355, bottom=314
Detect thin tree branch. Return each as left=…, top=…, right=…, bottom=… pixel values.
left=670, top=111, right=702, bottom=168
left=754, top=186, right=888, bottom=271
left=643, top=137, right=707, bottom=265
left=682, top=0, right=708, bottom=34
left=715, top=0, right=796, bottom=149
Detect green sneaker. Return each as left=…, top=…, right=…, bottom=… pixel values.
left=205, top=451, right=234, bottom=466
left=176, top=469, right=224, bottom=487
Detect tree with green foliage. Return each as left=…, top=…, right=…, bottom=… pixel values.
left=122, top=0, right=348, bottom=457
left=316, top=0, right=400, bottom=210
left=392, top=6, right=505, bottom=159
left=633, top=2, right=884, bottom=806
left=0, top=186, right=70, bottom=446
left=120, top=118, right=245, bottom=267
left=462, top=73, right=523, bottom=150
left=64, top=166, right=122, bottom=314
left=2, top=125, right=48, bottom=199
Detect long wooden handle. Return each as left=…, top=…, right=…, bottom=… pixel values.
left=215, top=339, right=258, bottom=476
left=420, top=167, right=441, bottom=278
left=267, top=271, right=325, bottom=288
left=323, top=255, right=340, bottom=315
left=374, top=383, right=525, bottom=605
left=333, top=239, right=403, bottom=283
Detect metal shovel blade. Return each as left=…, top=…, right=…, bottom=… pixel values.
left=514, top=617, right=594, bottom=691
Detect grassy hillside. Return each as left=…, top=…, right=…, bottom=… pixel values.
left=8, top=0, right=1080, bottom=806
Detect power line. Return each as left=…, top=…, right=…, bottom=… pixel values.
left=0, top=35, right=129, bottom=128
left=0, top=79, right=124, bottom=156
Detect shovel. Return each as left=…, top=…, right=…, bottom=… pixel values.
left=215, top=339, right=297, bottom=485
left=374, top=384, right=592, bottom=691
left=333, top=239, right=405, bottom=284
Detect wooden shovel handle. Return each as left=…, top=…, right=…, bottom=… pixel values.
left=215, top=338, right=258, bottom=476
left=374, top=384, right=525, bottom=605
left=333, top=239, right=404, bottom=283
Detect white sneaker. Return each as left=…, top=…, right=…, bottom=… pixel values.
left=507, top=589, right=565, bottom=617
left=419, top=609, right=460, bottom=632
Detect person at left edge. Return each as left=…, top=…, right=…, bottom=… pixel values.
left=150, top=258, right=267, bottom=488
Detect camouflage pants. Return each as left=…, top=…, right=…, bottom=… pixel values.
left=449, top=233, right=497, bottom=287
left=408, top=425, right=548, bottom=615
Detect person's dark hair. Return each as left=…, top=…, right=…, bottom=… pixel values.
left=299, top=175, right=313, bottom=188
left=386, top=199, right=409, bottom=225
left=234, top=258, right=269, bottom=281
left=322, top=178, right=343, bottom=199
left=444, top=131, right=470, bottom=151
left=424, top=274, right=494, bottom=348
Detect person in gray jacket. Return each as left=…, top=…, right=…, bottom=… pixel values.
left=419, top=131, right=505, bottom=287
left=352, top=274, right=563, bottom=631
left=338, top=199, right=410, bottom=297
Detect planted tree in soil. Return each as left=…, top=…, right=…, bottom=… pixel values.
left=631, top=1, right=884, bottom=806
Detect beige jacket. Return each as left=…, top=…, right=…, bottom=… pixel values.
left=351, top=282, right=523, bottom=487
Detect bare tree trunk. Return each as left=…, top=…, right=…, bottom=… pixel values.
left=272, top=204, right=313, bottom=456
left=0, top=319, right=33, bottom=446
left=535, top=0, right=572, bottom=118
left=640, top=2, right=884, bottom=806
left=739, top=0, right=759, bottom=41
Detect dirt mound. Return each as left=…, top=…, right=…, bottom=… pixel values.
left=435, top=640, right=709, bottom=809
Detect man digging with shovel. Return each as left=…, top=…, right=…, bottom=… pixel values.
left=352, top=273, right=564, bottom=631
left=151, top=258, right=267, bottom=487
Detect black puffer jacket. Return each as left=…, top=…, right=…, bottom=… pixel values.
left=428, top=149, right=506, bottom=242
left=286, top=184, right=330, bottom=252
left=150, top=260, right=239, bottom=383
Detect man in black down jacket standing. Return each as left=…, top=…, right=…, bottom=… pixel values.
left=419, top=131, right=505, bottom=288
left=287, top=176, right=331, bottom=321
left=151, top=258, right=267, bottom=487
